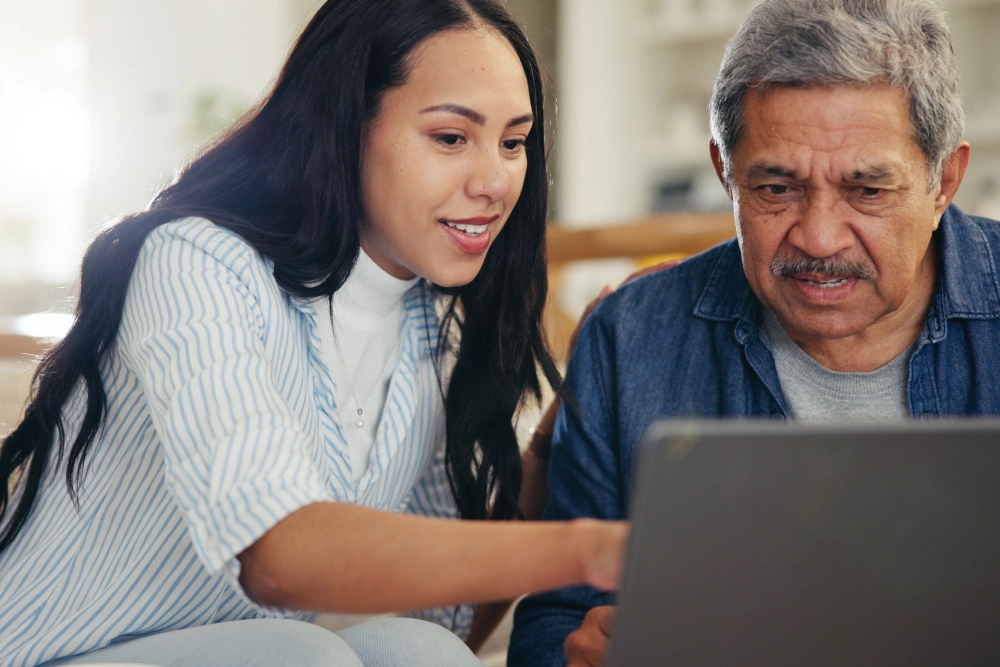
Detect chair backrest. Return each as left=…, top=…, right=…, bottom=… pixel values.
left=544, top=211, right=735, bottom=360
left=547, top=211, right=735, bottom=264
left=0, top=332, right=46, bottom=359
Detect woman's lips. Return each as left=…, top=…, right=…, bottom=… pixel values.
left=439, top=215, right=498, bottom=254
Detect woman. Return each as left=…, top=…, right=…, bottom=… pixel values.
left=0, top=1, right=626, bottom=665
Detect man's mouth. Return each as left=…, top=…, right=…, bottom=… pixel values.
left=771, top=252, right=876, bottom=283
left=801, top=276, right=852, bottom=288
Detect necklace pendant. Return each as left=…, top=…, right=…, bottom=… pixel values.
left=355, top=417, right=365, bottom=429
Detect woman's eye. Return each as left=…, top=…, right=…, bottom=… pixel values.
left=434, top=134, right=464, bottom=146
left=502, top=139, right=525, bottom=152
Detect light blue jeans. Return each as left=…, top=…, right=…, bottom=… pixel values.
left=44, top=618, right=485, bottom=667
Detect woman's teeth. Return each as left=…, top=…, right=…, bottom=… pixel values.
left=806, top=278, right=850, bottom=288
left=443, top=221, right=487, bottom=236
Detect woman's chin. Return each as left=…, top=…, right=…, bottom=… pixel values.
left=425, top=261, right=487, bottom=289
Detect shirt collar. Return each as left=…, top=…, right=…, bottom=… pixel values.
left=401, top=281, right=441, bottom=359
left=934, top=204, right=1000, bottom=320
left=285, top=260, right=440, bottom=359
left=693, top=239, right=757, bottom=325
left=332, top=248, right=420, bottom=326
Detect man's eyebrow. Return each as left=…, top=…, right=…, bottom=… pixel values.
left=846, top=166, right=897, bottom=183
left=746, top=164, right=901, bottom=183
left=747, top=164, right=797, bottom=180
left=420, top=104, right=533, bottom=129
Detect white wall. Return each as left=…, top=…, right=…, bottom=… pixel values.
left=555, top=0, right=646, bottom=228
left=0, top=0, right=88, bottom=285
left=85, top=0, right=313, bottom=227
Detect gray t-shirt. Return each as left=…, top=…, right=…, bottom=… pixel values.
left=761, top=310, right=912, bottom=421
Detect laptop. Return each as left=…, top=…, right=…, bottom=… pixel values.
left=607, top=420, right=1000, bottom=666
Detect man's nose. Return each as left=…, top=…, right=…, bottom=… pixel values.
left=786, top=192, right=856, bottom=258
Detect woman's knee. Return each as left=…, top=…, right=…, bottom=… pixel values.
left=49, top=619, right=364, bottom=667
left=337, top=617, right=484, bottom=667
left=244, top=619, right=365, bottom=666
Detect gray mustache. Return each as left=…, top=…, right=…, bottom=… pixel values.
left=771, top=254, right=875, bottom=280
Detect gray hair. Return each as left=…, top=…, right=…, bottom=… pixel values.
left=709, top=0, right=964, bottom=187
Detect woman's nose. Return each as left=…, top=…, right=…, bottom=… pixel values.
left=466, top=148, right=511, bottom=202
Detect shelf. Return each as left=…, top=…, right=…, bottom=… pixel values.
left=643, top=135, right=714, bottom=174
left=643, top=0, right=1000, bottom=46
left=632, top=0, right=1000, bottom=226
left=943, top=0, right=1000, bottom=8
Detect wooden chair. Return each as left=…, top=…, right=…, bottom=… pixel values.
left=0, top=332, right=48, bottom=359
left=544, top=211, right=736, bottom=360
left=0, top=331, right=44, bottom=436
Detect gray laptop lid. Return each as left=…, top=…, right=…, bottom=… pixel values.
left=608, top=420, right=1000, bottom=667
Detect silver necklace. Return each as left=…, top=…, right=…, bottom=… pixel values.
left=332, top=318, right=403, bottom=430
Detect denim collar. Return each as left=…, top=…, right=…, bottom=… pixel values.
left=934, top=205, right=1000, bottom=320
left=691, top=204, right=1000, bottom=342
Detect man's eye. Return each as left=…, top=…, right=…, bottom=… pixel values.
left=859, top=186, right=882, bottom=198
left=763, top=184, right=789, bottom=196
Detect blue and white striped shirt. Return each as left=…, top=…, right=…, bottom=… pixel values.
left=0, top=218, right=471, bottom=666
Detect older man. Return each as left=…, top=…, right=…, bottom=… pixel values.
left=508, top=0, right=1000, bottom=665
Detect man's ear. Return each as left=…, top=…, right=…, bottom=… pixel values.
left=934, top=142, right=971, bottom=223
left=710, top=140, right=733, bottom=199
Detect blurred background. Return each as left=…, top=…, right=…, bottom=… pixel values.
left=1, top=0, right=999, bottom=332
left=2, top=2, right=999, bottom=659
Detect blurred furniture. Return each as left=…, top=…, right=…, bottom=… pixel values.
left=0, top=320, right=53, bottom=433
left=545, top=211, right=735, bottom=360
left=0, top=332, right=48, bottom=359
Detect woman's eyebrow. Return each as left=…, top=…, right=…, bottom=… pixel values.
left=506, top=114, right=533, bottom=128
left=421, top=104, right=487, bottom=125
left=420, top=104, right=533, bottom=129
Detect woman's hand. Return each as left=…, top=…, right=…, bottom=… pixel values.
left=573, top=519, right=629, bottom=592
left=561, top=520, right=631, bottom=665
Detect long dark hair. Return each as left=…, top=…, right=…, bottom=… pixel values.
left=0, top=0, right=561, bottom=555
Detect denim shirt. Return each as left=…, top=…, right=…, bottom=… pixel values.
left=508, top=205, right=1000, bottom=667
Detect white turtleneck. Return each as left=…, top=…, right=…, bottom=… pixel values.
left=311, top=250, right=419, bottom=484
